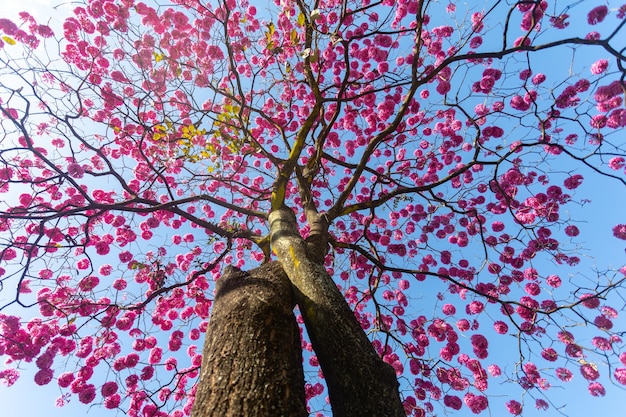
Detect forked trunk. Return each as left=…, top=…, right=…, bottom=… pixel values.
left=192, top=207, right=404, bottom=417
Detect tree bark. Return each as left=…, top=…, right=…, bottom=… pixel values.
left=191, top=262, right=307, bottom=417
left=269, top=207, right=405, bottom=417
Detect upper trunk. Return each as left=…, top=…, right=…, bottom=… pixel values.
left=191, top=262, right=307, bottom=417
left=269, top=207, right=405, bottom=417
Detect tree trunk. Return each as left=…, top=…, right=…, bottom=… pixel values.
left=191, top=262, right=307, bottom=417
left=269, top=207, right=405, bottom=417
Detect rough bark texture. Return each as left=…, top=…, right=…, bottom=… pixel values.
left=269, top=207, right=405, bottom=417
left=191, top=262, right=307, bottom=417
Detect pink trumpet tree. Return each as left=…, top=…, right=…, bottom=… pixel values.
left=1, top=0, right=625, bottom=416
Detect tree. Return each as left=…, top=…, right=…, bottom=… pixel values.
left=0, top=0, right=625, bottom=416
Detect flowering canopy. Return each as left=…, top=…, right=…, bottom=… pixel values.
left=0, top=0, right=625, bottom=416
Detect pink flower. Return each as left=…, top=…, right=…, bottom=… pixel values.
left=532, top=73, right=546, bottom=85
left=563, top=174, right=583, bottom=190
left=580, top=293, right=600, bottom=309
left=550, top=14, right=569, bottom=29
left=542, top=299, right=557, bottom=312
left=535, top=399, right=549, bottom=410
left=57, top=372, right=74, bottom=388
left=124, top=353, right=139, bottom=368
left=0, top=18, right=19, bottom=35
left=78, top=366, right=93, bottom=381
left=546, top=275, right=561, bottom=288
left=588, top=381, right=605, bottom=396
left=466, top=301, right=484, bottom=315
left=95, top=241, right=110, bottom=255
left=76, top=258, right=90, bottom=270
left=34, top=368, right=54, bottom=386
left=594, top=315, right=613, bottom=330
left=541, top=347, right=558, bottom=361
left=164, top=357, right=177, bottom=371
left=493, top=321, right=508, bottom=334
left=2, top=248, right=17, bottom=261
left=149, top=347, right=162, bottom=364
left=587, top=5, right=609, bottom=25
left=99, top=264, right=112, bottom=275
left=0, top=369, right=19, bottom=387
left=471, top=334, right=488, bottom=350
left=442, top=304, right=456, bottom=315
left=36, top=25, right=54, bottom=38
left=112, top=278, right=127, bottom=290
left=78, top=384, right=96, bottom=404
left=101, top=381, right=118, bottom=397
left=519, top=69, right=532, bottom=80
left=488, top=364, right=501, bottom=377
left=590, top=114, right=607, bottom=128
left=506, top=399, right=523, bottom=415
left=510, top=95, right=530, bottom=111
left=607, top=108, right=626, bottom=128
left=67, top=163, right=85, bottom=178
left=591, top=336, right=612, bottom=351
left=586, top=31, right=601, bottom=40
left=565, top=225, right=579, bottom=237
left=0, top=167, right=13, bottom=180
left=513, top=36, right=531, bottom=48
left=78, top=275, right=99, bottom=291
left=456, top=319, right=470, bottom=331
left=613, top=224, right=626, bottom=240
left=555, top=367, right=573, bottom=382
left=614, top=368, right=626, bottom=385
left=19, top=280, right=31, bottom=294
left=36, top=352, right=54, bottom=369
left=591, top=59, right=609, bottom=74
left=104, top=394, right=121, bottom=409
left=436, top=81, right=451, bottom=95
left=125, top=374, right=139, bottom=388
left=580, top=363, right=600, bottom=380
left=470, top=36, right=482, bottom=48
left=119, top=251, right=133, bottom=262
left=472, top=12, right=484, bottom=31
left=491, top=221, right=505, bottom=232
left=525, top=282, right=541, bottom=296
left=444, top=395, right=462, bottom=410
left=565, top=343, right=583, bottom=358
left=464, top=393, right=488, bottom=414
left=140, top=365, right=154, bottom=380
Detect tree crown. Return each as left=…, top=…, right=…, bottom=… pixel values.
left=0, top=1, right=625, bottom=416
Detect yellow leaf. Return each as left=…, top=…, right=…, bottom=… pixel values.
left=153, top=52, right=165, bottom=62
left=1, top=36, right=16, bottom=45
left=297, top=12, right=305, bottom=26
left=290, top=29, right=298, bottom=45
